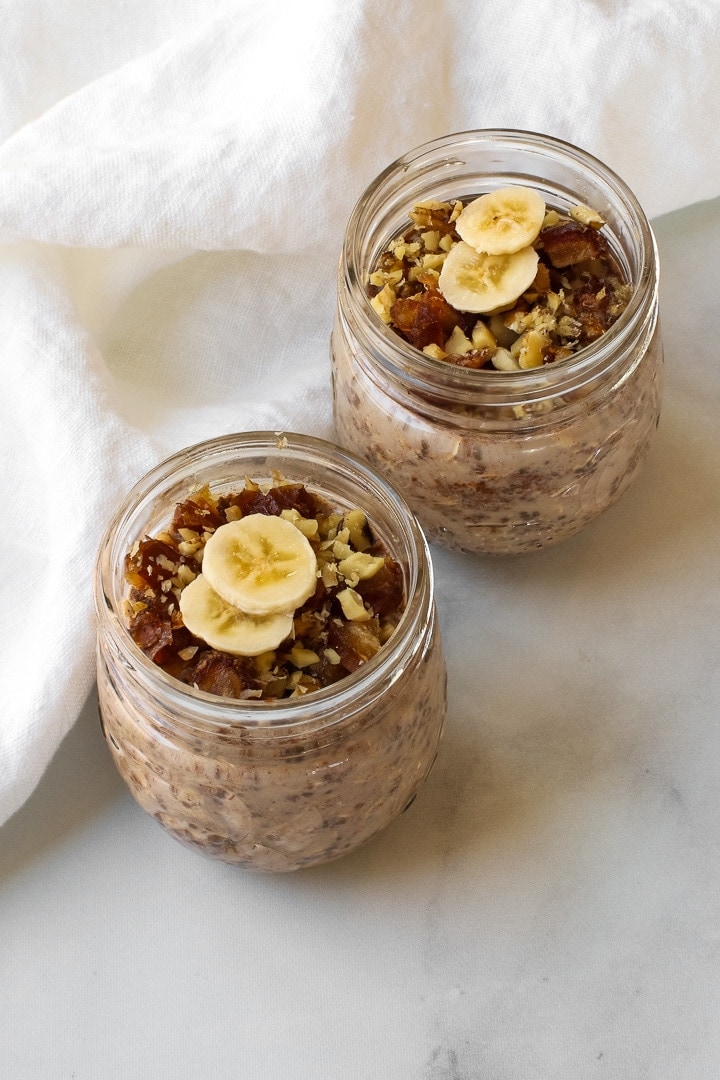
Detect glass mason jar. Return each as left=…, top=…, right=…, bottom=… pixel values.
left=332, top=129, right=662, bottom=554
left=94, top=432, right=446, bottom=872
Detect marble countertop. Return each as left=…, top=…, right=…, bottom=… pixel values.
left=2, top=196, right=719, bottom=1080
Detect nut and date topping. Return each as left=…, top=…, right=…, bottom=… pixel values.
left=123, top=482, right=405, bottom=700
left=367, top=189, right=631, bottom=372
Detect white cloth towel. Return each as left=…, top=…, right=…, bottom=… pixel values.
left=1, top=0, right=719, bottom=827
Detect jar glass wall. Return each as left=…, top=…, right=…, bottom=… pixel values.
left=332, top=129, right=662, bottom=554
left=94, top=432, right=446, bottom=871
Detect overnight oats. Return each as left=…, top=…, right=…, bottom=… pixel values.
left=94, top=433, right=446, bottom=871
left=332, top=129, right=662, bottom=554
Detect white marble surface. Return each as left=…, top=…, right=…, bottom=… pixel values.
left=2, top=196, right=719, bottom=1079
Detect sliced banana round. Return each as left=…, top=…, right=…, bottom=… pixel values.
left=438, top=240, right=539, bottom=314
left=456, top=186, right=546, bottom=255
left=202, top=514, right=317, bottom=616
left=179, top=574, right=293, bottom=657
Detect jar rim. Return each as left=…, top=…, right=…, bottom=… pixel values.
left=94, top=430, right=435, bottom=735
left=341, top=128, right=658, bottom=406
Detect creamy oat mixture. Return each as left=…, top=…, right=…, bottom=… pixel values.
left=98, top=617, right=446, bottom=871
left=333, top=323, right=662, bottom=553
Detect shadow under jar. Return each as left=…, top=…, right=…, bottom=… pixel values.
left=332, top=129, right=663, bottom=554
left=94, top=432, right=446, bottom=872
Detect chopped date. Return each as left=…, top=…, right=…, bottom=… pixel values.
left=573, top=279, right=617, bottom=342
left=540, top=220, right=608, bottom=268
left=390, top=290, right=458, bottom=350
left=220, top=483, right=321, bottom=520
left=129, top=608, right=173, bottom=658
left=172, top=490, right=225, bottom=532
left=328, top=618, right=383, bottom=672
left=125, top=538, right=185, bottom=590
left=305, top=654, right=348, bottom=689
left=355, top=557, right=404, bottom=617
left=192, top=652, right=259, bottom=698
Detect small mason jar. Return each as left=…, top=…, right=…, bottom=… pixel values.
left=94, top=432, right=446, bottom=872
left=332, top=129, right=662, bottom=554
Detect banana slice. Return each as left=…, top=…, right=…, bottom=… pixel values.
left=202, top=514, right=317, bottom=615
left=438, top=240, right=539, bottom=314
left=456, top=186, right=546, bottom=255
left=179, top=574, right=293, bottom=657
